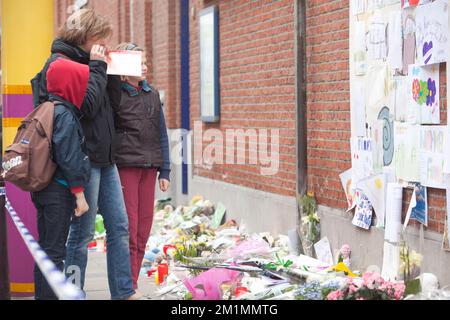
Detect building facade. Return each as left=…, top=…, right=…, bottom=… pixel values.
left=53, top=0, right=450, bottom=285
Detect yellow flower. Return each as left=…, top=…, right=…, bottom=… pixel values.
left=307, top=191, right=315, bottom=198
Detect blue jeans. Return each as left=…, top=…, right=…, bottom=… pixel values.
left=65, top=165, right=135, bottom=300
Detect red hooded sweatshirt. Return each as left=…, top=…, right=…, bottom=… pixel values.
left=46, top=58, right=89, bottom=110
left=46, top=58, right=90, bottom=194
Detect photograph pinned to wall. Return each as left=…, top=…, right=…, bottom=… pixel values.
left=408, top=64, right=440, bottom=124
left=409, top=183, right=428, bottom=226
left=401, top=8, right=416, bottom=76
left=365, top=61, right=390, bottom=123
left=367, top=16, right=388, bottom=60
left=351, top=80, right=367, bottom=137
left=355, top=173, right=386, bottom=228
left=352, top=0, right=367, bottom=15
left=419, top=126, right=447, bottom=189
left=339, top=168, right=358, bottom=211
left=351, top=137, right=374, bottom=180
left=352, top=191, right=373, bottom=230
left=377, top=106, right=394, bottom=166
left=391, top=77, right=409, bottom=121
left=415, top=0, right=449, bottom=66
left=394, top=122, right=420, bottom=182
left=354, top=21, right=367, bottom=76
left=388, top=10, right=403, bottom=73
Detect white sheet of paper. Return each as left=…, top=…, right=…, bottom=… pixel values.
left=107, top=50, right=142, bottom=76
left=371, top=119, right=384, bottom=173
left=352, top=0, right=367, bottom=16
left=365, top=61, right=390, bottom=124
left=384, top=182, right=403, bottom=243
left=403, top=188, right=417, bottom=231
left=392, top=77, right=409, bottom=122
left=351, top=137, right=374, bottom=180
left=313, top=237, right=334, bottom=266
left=415, top=0, right=449, bottom=66
left=394, top=122, right=421, bottom=182
left=356, top=174, right=386, bottom=228
left=419, top=126, right=447, bottom=188
left=354, top=22, right=367, bottom=76
left=388, top=10, right=403, bottom=71
left=381, top=241, right=400, bottom=281
left=367, top=16, right=388, bottom=60
left=351, top=80, right=367, bottom=137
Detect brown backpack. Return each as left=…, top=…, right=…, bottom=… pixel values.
left=1, top=101, right=57, bottom=192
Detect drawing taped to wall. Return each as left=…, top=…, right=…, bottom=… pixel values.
left=419, top=126, right=447, bottom=189
left=408, top=64, right=440, bottom=124
left=377, top=106, right=394, bottom=166
left=415, top=0, right=449, bottom=66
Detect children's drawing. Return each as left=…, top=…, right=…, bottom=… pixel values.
left=352, top=191, right=373, bottom=230
left=401, top=0, right=430, bottom=8
left=415, top=0, right=449, bottom=66
left=388, top=10, right=403, bottom=73
left=340, top=168, right=357, bottom=211
left=367, top=17, right=388, bottom=60
left=394, top=122, right=420, bottom=182
left=392, top=76, right=409, bottom=121
left=408, top=64, right=439, bottom=124
left=351, top=137, right=374, bottom=180
left=354, top=21, right=367, bottom=76
left=352, top=0, right=367, bottom=15
left=372, top=119, right=384, bottom=173
left=419, top=126, right=447, bottom=189
left=365, top=62, right=390, bottom=123
left=401, top=9, right=416, bottom=76
left=377, top=106, right=394, bottom=166
left=356, top=174, right=386, bottom=228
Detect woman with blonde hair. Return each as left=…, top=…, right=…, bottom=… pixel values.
left=32, top=9, right=138, bottom=300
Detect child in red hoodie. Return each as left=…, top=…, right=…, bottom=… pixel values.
left=31, top=58, right=91, bottom=300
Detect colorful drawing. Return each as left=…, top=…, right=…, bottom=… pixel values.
left=394, top=122, right=420, bottom=182
left=408, top=64, right=439, bottom=124
left=415, top=0, right=448, bottom=66
left=419, top=126, right=447, bottom=189
left=352, top=191, right=373, bottom=230
left=401, top=0, right=430, bottom=8
left=356, top=174, right=386, bottom=227
left=377, top=106, right=394, bottom=166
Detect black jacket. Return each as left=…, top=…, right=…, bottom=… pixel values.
left=32, top=39, right=119, bottom=167
left=51, top=99, right=91, bottom=190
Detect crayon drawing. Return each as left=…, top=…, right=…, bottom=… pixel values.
left=408, top=64, right=439, bottom=124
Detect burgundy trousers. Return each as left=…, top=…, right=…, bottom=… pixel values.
left=118, top=167, right=157, bottom=289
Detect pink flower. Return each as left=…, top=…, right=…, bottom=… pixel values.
left=349, top=284, right=358, bottom=294
left=327, top=290, right=344, bottom=300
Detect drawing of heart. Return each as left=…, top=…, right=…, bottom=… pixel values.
left=423, top=41, right=433, bottom=65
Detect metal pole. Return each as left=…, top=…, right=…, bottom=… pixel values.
left=0, top=178, right=11, bottom=300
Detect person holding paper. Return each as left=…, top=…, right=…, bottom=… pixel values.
left=32, top=9, right=138, bottom=300
left=111, top=42, right=171, bottom=295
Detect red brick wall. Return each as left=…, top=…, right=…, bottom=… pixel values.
left=306, top=0, right=447, bottom=234
left=190, top=0, right=297, bottom=197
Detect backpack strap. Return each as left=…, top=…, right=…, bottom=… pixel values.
left=30, top=53, right=71, bottom=108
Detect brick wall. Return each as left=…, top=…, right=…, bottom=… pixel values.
left=190, top=0, right=297, bottom=197
left=306, top=0, right=447, bottom=234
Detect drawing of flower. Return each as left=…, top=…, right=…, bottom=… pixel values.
left=412, top=79, right=420, bottom=101
left=418, top=80, right=428, bottom=106
left=426, top=78, right=436, bottom=106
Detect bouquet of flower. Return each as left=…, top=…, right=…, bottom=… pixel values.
left=299, top=191, right=321, bottom=257
left=399, top=242, right=423, bottom=295
left=326, top=272, right=405, bottom=300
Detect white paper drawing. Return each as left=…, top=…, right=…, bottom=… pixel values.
left=388, top=11, right=403, bottom=72
left=394, top=122, right=420, bottom=182
left=367, top=17, right=388, bottom=60
left=419, top=126, right=447, bottom=189
left=356, top=174, right=386, bottom=228
left=314, top=237, right=334, bottom=266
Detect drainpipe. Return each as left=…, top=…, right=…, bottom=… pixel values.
left=295, top=0, right=307, bottom=253
left=130, top=0, right=134, bottom=43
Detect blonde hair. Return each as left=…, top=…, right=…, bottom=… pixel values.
left=58, top=9, right=113, bottom=46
